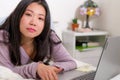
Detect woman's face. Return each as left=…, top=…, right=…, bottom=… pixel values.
left=20, top=2, right=46, bottom=39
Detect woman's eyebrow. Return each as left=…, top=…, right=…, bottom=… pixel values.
left=26, top=9, right=33, bottom=13
left=26, top=9, right=45, bottom=16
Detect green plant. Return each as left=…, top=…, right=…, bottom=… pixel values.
left=72, top=18, right=78, bottom=24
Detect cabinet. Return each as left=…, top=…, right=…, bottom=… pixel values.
left=62, top=30, right=108, bottom=58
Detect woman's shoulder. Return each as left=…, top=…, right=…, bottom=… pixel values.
left=50, top=30, right=61, bottom=43
left=0, top=30, right=8, bottom=41
left=0, top=30, right=5, bottom=34
left=0, top=30, right=5, bottom=40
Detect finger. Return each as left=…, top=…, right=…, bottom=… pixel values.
left=54, top=67, right=63, bottom=73
left=51, top=66, right=59, bottom=73
left=58, top=68, right=63, bottom=72
left=46, top=75, right=49, bottom=80
left=40, top=73, right=47, bottom=80
left=48, top=71, right=55, bottom=80
left=47, top=68, right=58, bottom=80
left=40, top=69, right=49, bottom=80
left=46, top=69, right=52, bottom=80
left=51, top=71, right=58, bottom=80
left=41, top=76, right=45, bottom=80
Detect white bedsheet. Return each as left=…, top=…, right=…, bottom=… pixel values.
left=0, top=66, right=34, bottom=80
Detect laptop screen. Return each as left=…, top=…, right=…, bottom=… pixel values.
left=94, top=36, right=120, bottom=80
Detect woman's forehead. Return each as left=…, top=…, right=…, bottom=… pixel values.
left=26, top=2, right=46, bottom=16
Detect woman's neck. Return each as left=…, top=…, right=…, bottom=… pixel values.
left=21, top=37, right=35, bottom=59
left=21, top=38, right=33, bottom=46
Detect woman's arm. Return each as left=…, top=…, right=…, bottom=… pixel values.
left=0, top=43, right=60, bottom=80
left=50, top=31, right=77, bottom=71
left=0, top=44, right=39, bottom=79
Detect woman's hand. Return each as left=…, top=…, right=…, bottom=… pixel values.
left=37, top=63, right=62, bottom=80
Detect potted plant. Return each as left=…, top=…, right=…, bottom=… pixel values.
left=72, top=18, right=79, bottom=31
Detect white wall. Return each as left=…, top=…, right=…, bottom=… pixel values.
left=46, top=0, right=100, bottom=39
left=0, top=0, right=20, bottom=17
left=0, top=0, right=120, bottom=37
left=0, top=0, right=21, bottom=24
left=95, top=0, right=120, bottom=36
left=47, top=0, right=87, bottom=39
left=47, top=0, right=120, bottom=37
left=47, top=0, right=99, bottom=27
left=47, top=0, right=85, bottom=27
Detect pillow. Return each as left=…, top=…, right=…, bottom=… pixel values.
left=0, top=17, right=6, bottom=25
left=0, top=66, right=34, bottom=80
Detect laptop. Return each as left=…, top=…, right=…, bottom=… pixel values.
left=72, top=36, right=120, bottom=80
left=94, top=36, right=120, bottom=80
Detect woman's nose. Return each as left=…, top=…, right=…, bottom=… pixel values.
left=30, top=17, right=37, bottom=26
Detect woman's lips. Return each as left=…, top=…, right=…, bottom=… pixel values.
left=26, top=28, right=36, bottom=33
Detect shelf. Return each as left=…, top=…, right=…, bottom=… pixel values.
left=62, top=30, right=108, bottom=58
left=76, top=45, right=101, bottom=52
left=64, top=30, right=108, bottom=36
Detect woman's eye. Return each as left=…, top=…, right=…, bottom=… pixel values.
left=25, top=13, right=32, bottom=16
left=38, top=18, right=44, bottom=21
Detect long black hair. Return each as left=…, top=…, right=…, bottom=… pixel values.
left=0, top=0, right=55, bottom=65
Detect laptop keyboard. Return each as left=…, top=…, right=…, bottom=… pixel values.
left=72, top=71, right=96, bottom=80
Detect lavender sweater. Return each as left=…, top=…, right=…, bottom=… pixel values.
left=0, top=30, right=77, bottom=79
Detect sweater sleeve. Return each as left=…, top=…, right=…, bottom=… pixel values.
left=12, top=62, right=39, bottom=79
left=0, top=43, right=39, bottom=79
left=0, top=30, right=39, bottom=79
left=50, top=31, right=77, bottom=71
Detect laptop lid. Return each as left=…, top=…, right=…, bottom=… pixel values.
left=94, top=36, right=120, bottom=80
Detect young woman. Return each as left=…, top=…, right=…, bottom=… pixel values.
left=0, top=0, right=77, bottom=79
